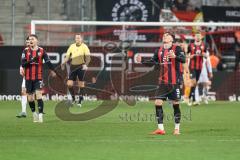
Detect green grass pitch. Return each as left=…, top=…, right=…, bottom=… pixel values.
left=0, top=100, right=240, bottom=160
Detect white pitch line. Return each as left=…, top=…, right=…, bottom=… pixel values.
left=1, top=139, right=240, bottom=143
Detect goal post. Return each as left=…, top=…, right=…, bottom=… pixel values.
left=31, top=20, right=240, bottom=34
left=30, top=20, right=240, bottom=46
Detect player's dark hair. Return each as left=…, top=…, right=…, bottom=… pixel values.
left=25, top=35, right=30, bottom=41
left=175, top=38, right=183, bottom=43
left=29, top=34, right=38, bottom=39
left=75, top=33, right=83, bottom=37
left=164, top=31, right=175, bottom=42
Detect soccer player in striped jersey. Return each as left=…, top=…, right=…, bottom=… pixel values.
left=187, top=32, right=208, bottom=106
left=21, top=34, right=56, bottom=123
left=137, top=32, right=186, bottom=135
left=175, top=38, right=189, bottom=100
left=17, top=36, right=30, bottom=118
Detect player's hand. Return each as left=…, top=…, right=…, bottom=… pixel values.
left=50, top=70, right=57, bottom=77
left=61, top=63, right=65, bottom=70
left=136, top=55, right=142, bottom=63
left=202, top=52, right=207, bottom=58
left=190, top=54, right=195, bottom=59
left=167, top=50, right=176, bottom=59
left=82, top=64, right=88, bottom=70
left=31, top=56, right=38, bottom=62
left=19, top=67, right=25, bottom=77
left=208, top=72, right=213, bottom=79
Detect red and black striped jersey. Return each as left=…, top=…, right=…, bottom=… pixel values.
left=142, top=45, right=186, bottom=85
left=188, top=42, right=208, bottom=70
left=21, top=46, right=54, bottom=80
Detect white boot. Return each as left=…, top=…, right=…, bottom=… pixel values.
left=38, top=113, right=43, bottom=123
left=33, top=112, right=39, bottom=122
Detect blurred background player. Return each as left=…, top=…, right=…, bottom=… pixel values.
left=21, top=34, right=56, bottom=123
left=195, top=48, right=213, bottom=104
left=137, top=32, right=186, bottom=135
left=187, top=32, right=208, bottom=106
left=61, top=34, right=91, bottom=107
left=175, top=38, right=189, bottom=102
left=234, top=31, right=240, bottom=71
left=16, top=36, right=30, bottom=118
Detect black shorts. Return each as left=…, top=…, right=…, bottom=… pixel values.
left=69, top=65, right=85, bottom=81
left=26, top=80, right=43, bottom=94
left=190, top=69, right=201, bottom=81
left=155, top=84, right=181, bottom=101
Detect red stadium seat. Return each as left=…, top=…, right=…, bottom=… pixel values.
left=0, top=34, right=4, bottom=46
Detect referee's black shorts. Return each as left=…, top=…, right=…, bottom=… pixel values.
left=68, top=65, right=85, bottom=81
left=26, top=80, right=43, bottom=94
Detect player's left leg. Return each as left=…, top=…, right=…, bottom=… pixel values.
left=35, top=90, right=44, bottom=123
left=169, top=86, right=181, bottom=135
left=189, top=70, right=197, bottom=105
left=35, top=80, right=44, bottom=123
left=194, top=83, right=202, bottom=105
left=77, top=81, right=85, bottom=107
left=202, top=81, right=211, bottom=104
left=77, top=69, right=86, bottom=107
left=190, top=70, right=201, bottom=105
left=172, top=101, right=181, bottom=135
left=67, top=66, right=78, bottom=103
left=198, top=73, right=209, bottom=104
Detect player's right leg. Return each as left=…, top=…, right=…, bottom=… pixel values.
left=183, top=72, right=191, bottom=103
left=27, top=94, right=38, bottom=122
left=188, top=79, right=196, bottom=106
left=26, top=80, right=38, bottom=122
left=31, top=79, right=44, bottom=123
left=67, top=66, right=78, bottom=104
left=189, top=70, right=201, bottom=106
left=35, top=89, right=44, bottom=123
left=151, top=99, right=165, bottom=135
left=192, top=70, right=202, bottom=105
left=76, top=69, right=86, bottom=107
left=67, top=80, right=75, bottom=103
left=202, top=82, right=210, bottom=104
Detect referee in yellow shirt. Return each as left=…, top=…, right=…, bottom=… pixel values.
left=61, top=34, right=91, bottom=106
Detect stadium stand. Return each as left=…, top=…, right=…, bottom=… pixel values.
left=0, top=0, right=239, bottom=45
left=0, top=0, right=69, bottom=45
